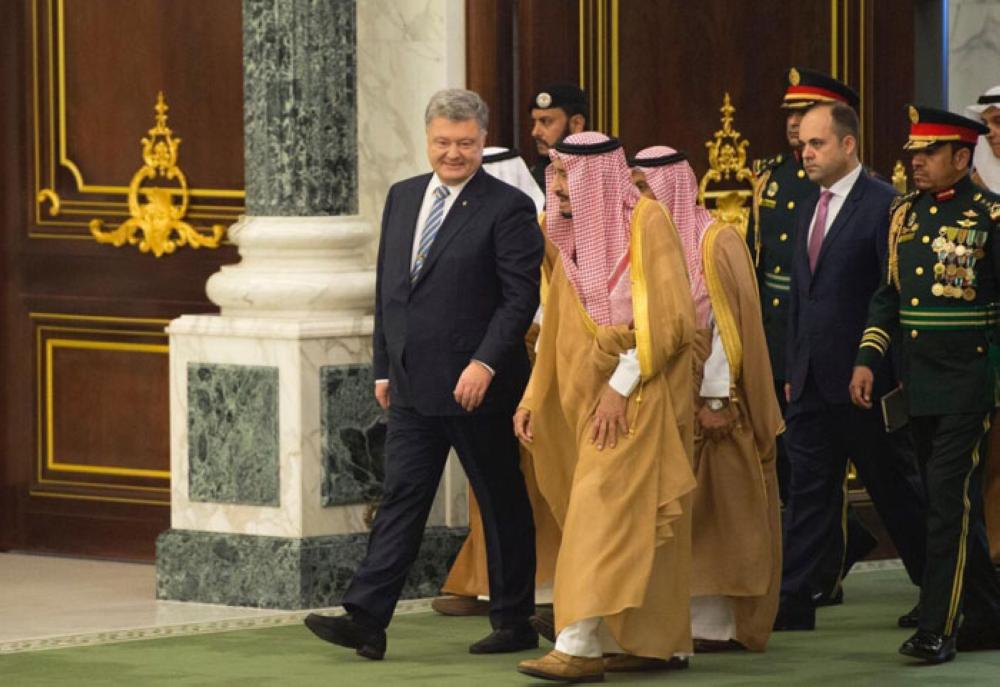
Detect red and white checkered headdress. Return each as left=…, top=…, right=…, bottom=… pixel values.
left=633, top=146, right=712, bottom=329
left=545, top=132, right=639, bottom=326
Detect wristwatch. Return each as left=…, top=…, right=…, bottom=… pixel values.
left=705, top=397, right=728, bottom=412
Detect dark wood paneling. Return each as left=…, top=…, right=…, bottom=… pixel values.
left=466, top=0, right=514, bottom=147
left=468, top=1, right=914, bottom=180
left=63, top=0, right=244, bottom=190
left=1, top=0, right=244, bottom=560
left=868, top=0, right=915, bottom=179
left=514, top=0, right=580, bottom=167
left=467, top=0, right=580, bottom=160
left=0, top=0, right=29, bottom=554
left=617, top=2, right=830, bottom=176
left=50, top=344, right=169, bottom=473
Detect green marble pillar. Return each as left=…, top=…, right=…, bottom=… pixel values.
left=243, top=0, right=357, bottom=216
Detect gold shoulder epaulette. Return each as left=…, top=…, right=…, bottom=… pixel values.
left=972, top=191, right=1000, bottom=222
left=890, top=190, right=919, bottom=214
left=752, top=154, right=782, bottom=177
left=887, top=192, right=917, bottom=289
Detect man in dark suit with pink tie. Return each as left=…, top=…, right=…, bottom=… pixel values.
left=776, top=100, right=927, bottom=631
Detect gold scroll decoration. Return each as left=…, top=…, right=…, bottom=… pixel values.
left=698, top=92, right=754, bottom=236
left=89, top=93, right=224, bottom=257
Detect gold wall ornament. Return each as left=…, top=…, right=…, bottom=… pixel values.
left=892, top=160, right=908, bottom=194
left=89, top=92, right=225, bottom=257
left=698, top=92, right=754, bottom=236
left=37, top=188, right=62, bottom=216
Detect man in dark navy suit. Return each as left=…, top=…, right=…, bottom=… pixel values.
left=775, top=100, right=927, bottom=630
left=305, top=89, right=544, bottom=659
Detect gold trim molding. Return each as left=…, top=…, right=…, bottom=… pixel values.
left=31, top=313, right=171, bottom=506
left=30, top=0, right=243, bottom=238
left=578, top=0, right=619, bottom=136
left=45, top=338, right=170, bottom=478
left=89, top=93, right=225, bottom=257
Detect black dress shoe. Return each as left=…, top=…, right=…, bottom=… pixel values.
left=897, top=603, right=920, bottom=629
left=957, top=623, right=1000, bottom=651
left=899, top=630, right=956, bottom=664
left=529, top=608, right=556, bottom=643
left=469, top=625, right=539, bottom=654
left=812, top=586, right=844, bottom=607
left=304, top=613, right=387, bottom=660
left=772, top=603, right=815, bottom=631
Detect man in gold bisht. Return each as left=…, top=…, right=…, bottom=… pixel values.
left=514, top=131, right=697, bottom=682
left=633, top=146, right=784, bottom=652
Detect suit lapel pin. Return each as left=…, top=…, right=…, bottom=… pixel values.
left=462, top=200, right=468, bottom=207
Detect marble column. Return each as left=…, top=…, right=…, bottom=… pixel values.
left=156, top=0, right=469, bottom=610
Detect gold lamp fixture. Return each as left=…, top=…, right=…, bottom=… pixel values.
left=89, top=92, right=224, bottom=257
left=698, top=92, right=754, bottom=234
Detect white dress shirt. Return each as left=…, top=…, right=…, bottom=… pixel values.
left=410, top=173, right=472, bottom=270
left=806, top=162, right=863, bottom=245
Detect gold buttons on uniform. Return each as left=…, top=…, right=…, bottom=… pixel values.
left=915, top=266, right=924, bottom=275
left=797, top=169, right=806, bottom=178
left=911, top=298, right=920, bottom=306
left=774, top=266, right=782, bottom=274
left=911, top=330, right=919, bottom=339
left=929, top=206, right=938, bottom=215
left=787, top=201, right=795, bottom=210
left=780, top=233, right=788, bottom=241
left=922, top=235, right=930, bottom=244
left=977, top=346, right=985, bottom=354
left=772, top=298, right=780, bottom=306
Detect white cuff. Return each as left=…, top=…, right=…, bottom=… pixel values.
left=700, top=322, right=730, bottom=398
left=608, top=348, right=641, bottom=397
left=533, top=304, right=544, bottom=326
left=375, top=379, right=389, bottom=385
left=472, top=359, right=496, bottom=376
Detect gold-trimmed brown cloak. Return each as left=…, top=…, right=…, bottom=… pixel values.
left=519, top=196, right=697, bottom=659
left=690, top=221, right=784, bottom=651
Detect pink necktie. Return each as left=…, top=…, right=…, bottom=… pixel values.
left=808, top=190, right=834, bottom=273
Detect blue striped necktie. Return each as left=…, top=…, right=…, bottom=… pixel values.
left=411, top=185, right=450, bottom=282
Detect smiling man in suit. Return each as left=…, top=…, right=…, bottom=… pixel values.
left=776, top=101, right=927, bottom=631
left=304, top=89, right=544, bottom=660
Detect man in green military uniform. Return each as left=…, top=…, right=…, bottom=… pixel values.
left=751, top=67, right=876, bottom=607
left=851, top=106, right=1000, bottom=664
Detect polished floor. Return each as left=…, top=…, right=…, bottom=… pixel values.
left=0, top=553, right=278, bottom=651
left=0, top=552, right=430, bottom=654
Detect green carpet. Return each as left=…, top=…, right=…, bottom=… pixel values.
left=4, top=567, right=1000, bottom=686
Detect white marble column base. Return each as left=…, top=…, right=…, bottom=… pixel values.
left=168, top=314, right=468, bottom=539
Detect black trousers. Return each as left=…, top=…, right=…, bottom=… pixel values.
left=776, top=378, right=878, bottom=600
left=781, top=373, right=926, bottom=603
left=342, top=404, right=536, bottom=630
left=910, top=412, right=1000, bottom=635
